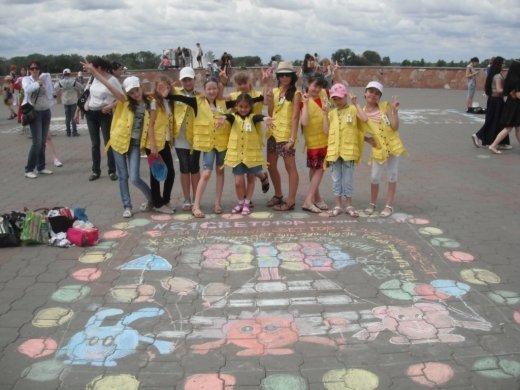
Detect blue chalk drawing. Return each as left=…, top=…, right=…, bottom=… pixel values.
left=56, top=308, right=175, bottom=366
left=119, top=254, right=172, bottom=271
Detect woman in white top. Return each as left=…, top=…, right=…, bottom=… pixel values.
left=22, top=61, right=56, bottom=178
left=76, top=57, right=123, bottom=181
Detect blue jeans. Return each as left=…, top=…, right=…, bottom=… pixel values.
left=25, top=109, right=51, bottom=173
left=113, top=139, right=152, bottom=209
left=202, top=149, right=226, bottom=170
left=64, top=104, right=77, bottom=134
left=330, top=158, right=355, bottom=197
left=86, top=110, right=116, bottom=175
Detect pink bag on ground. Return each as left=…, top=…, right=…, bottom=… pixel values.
left=67, top=227, right=99, bottom=246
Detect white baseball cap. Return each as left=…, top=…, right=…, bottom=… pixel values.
left=62, top=68, right=71, bottom=75
left=179, top=67, right=195, bottom=80
left=365, top=81, right=384, bottom=94
left=122, top=76, right=140, bottom=92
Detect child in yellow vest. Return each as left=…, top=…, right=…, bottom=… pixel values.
left=263, top=61, right=301, bottom=211
left=82, top=61, right=154, bottom=218
left=300, top=74, right=330, bottom=213
left=362, top=81, right=407, bottom=218
left=222, top=71, right=270, bottom=193
left=323, top=83, right=368, bottom=217
left=217, top=93, right=273, bottom=215
left=166, top=77, right=230, bottom=218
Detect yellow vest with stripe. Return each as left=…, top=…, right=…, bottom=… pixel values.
left=325, top=105, right=364, bottom=164
left=173, top=87, right=194, bottom=142
left=302, top=93, right=329, bottom=149
left=270, top=88, right=298, bottom=142
left=224, top=114, right=266, bottom=168
left=107, top=98, right=151, bottom=154
left=361, top=101, right=408, bottom=164
left=143, top=99, right=177, bottom=151
left=189, top=97, right=229, bottom=152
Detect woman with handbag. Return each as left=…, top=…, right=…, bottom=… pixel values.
left=75, top=57, right=121, bottom=182
left=22, top=61, right=56, bottom=179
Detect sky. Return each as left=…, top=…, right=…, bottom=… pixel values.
left=0, top=0, right=518, bottom=64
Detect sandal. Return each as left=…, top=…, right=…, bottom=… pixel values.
left=232, top=202, right=244, bottom=214
left=302, top=204, right=322, bottom=213
left=379, top=205, right=393, bottom=218
left=182, top=200, right=192, bottom=211
left=320, top=206, right=342, bottom=217
left=259, top=173, right=270, bottom=193
left=345, top=206, right=359, bottom=218
left=314, top=200, right=329, bottom=210
left=267, top=195, right=283, bottom=207
left=241, top=203, right=251, bottom=216
left=364, top=203, right=376, bottom=215
left=273, top=201, right=295, bottom=211
left=192, top=207, right=205, bottom=218
left=214, top=205, right=223, bottom=214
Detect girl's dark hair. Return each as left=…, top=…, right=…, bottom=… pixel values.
left=235, top=93, right=254, bottom=115
left=484, top=57, right=504, bottom=96
left=127, top=87, right=151, bottom=113
left=307, top=73, right=328, bottom=89
left=204, top=77, right=219, bottom=87
left=90, top=57, right=111, bottom=72
left=276, top=72, right=298, bottom=101
left=27, top=60, right=42, bottom=70
left=111, top=62, right=123, bottom=73
left=154, top=77, right=171, bottom=111
left=503, top=61, right=520, bottom=97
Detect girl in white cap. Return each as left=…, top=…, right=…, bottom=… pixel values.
left=362, top=81, right=407, bottom=218
left=81, top=61, right=154, bottom=218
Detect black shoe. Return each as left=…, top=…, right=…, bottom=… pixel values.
left=66, top=132, right=71, bottom=137
left=109, top=172, right=118, bottom=181
left=89, top=173, right=100, bottom=181
left=72, top=132, right=80, bottom=137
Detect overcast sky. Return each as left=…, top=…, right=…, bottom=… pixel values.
left=0, top=0, right=518, bottom=64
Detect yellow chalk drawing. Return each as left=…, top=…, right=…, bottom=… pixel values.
left=86, top=374, right=140, bottom=390
left=460, top=268, right=500, bottom=285
left=32, top=307, right=74, bottom=328
left=323, top=368, right=379, bottom=390
left=79, top=251, right=113, bottom=264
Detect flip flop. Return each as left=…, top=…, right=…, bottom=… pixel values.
left=314, top=201, right=329, bottom=210
left=302, top=204, right=322, bottom=213
left=345, top=206, right=359, bottom=218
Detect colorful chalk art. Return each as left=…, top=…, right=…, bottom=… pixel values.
left=16, top=211, right=520, bottom=389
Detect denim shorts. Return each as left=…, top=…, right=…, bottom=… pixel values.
left=232, top=163, right=263, bottom=175
left=202, top=149, right=226, bottom=170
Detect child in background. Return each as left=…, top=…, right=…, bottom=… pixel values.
left=82, top=61, right=153, bottom=218
left=144, top=77, right=178, bottom=214
left=263, top=61, right=302, bottom=211
left=222, top=71, right=270, bottom=193
left=362, top=81, right=406, bottom=218
left=218, top=93, right=273, bottom=215
left=300, top=74, right=330, bottom=213
left=323, top=83, right=368, bottom=217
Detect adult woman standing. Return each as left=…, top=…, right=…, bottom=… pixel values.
left=263, top=61, right=301, bottom=211
left=22, top=61, right=55, bottom=178
left=76, top=57, right=121, bottom=181
left=472, top=57, right=508, bottom=147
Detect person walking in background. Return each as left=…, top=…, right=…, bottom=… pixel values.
left=54, top=68, right=83, bottom=136
left=362, top=81, right=407, bottom=218
left=488, top=61, right=520, bottom=154
left=196, top=43, right=204, bottom=69
left=465, top=57, right=480, bottom=113
left=3, top=76, right=17, bottom=119
left=75, top=57, right=121, bottom=182
left=22, top=61, right=56, bottom=178
left=472, top=57, right=509, bottom=148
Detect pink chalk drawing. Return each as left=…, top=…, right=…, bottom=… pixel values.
left=443, top=251, right=475, bottom=263
left=514, top=311, right=520, bottom=325
left=103, top=230, right=128, bottom=240
left=407, top=362, right=454, bottom=387
left=17, top=338, right=57, bottom=358
left=191, top=315, right=343, bottom=356
left=144, top=230, right=163, bottom=238
left=184, top=373, right=236, bottom=389
left=70, top=267, right=102, bottom=282
left=413, top=284, right=451, bottom=301
left=352, top=303, right=491, bottom=344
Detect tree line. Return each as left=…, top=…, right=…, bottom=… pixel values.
left=1, top=49, right=517, bottom=75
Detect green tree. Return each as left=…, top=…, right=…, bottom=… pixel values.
left=232, top=56, right=262, bottom=67
left=382, top=56, right=391, bottom=66
left=362, top=50, right=382, bottom=65
left=331, top=48, right=355, bottom=66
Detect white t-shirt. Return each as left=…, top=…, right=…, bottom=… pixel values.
left=88, top=76, right=123, bottom=109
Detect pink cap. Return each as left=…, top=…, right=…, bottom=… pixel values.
left=329, top=83, right=347, bottom=98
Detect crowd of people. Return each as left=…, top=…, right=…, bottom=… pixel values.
left=159, top=44, right=205, bottom=70
left=15, top=53, right=518, bottom=220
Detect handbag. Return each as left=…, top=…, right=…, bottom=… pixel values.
left=67, top=227, right=99, bottom=247
left=0, top=212, right=24, bottom=247
left=77, top=76, right=93, bottom=113
left=21, top=88, right=40, bottom=126
left=20, top=209, right=49, bottom=245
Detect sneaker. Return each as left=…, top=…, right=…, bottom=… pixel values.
left=122, top=208, right=133, bottom=218
left=164, top=202, right=176, bottom=213
left=24, top=172, right=37, bottom=179
left=72, top=132, right=80, bottom=137
left=471, top=134, right=481, bottom=148
left=498, top=144, right=513, bottom=150
left=140, top=201, right=153, bottom=212
left=38, top=169, right=53, bottom=175
left=109, top=172, right=118, bottom=181
left=53, top=159, right=63, bottom=167
left=154, top=205, right=174, bottom=214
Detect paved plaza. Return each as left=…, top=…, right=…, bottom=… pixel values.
left=0, top=87, right=519, bottom=389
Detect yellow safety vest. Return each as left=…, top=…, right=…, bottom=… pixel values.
left=224, top=114, right=266, bottom=168
left=302, top=93, right=329, bottom=149
left=143, top=99, right=177, bottom=151
left=325, top=105, right=365, bottom=164
left=189, top=97, right=229, bottom=152
left=229, top=89, right=263, bottom=115
left=173, top=87, right=194, bottom=142
left=270, top=88, right=299, bottom=142
left=107, top=98, right=151, bottom=154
